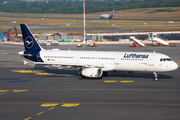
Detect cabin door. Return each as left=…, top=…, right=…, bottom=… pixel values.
left=115, top=56, right=119, bottom=65
left=76, top=54, right=80, bottom=63
left=148, top=54, right=154, bottom=66
left=37, top=52, right=42, bottom=62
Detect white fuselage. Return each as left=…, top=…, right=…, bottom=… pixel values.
left=100, top=14, right=110, bottom=18
left=40, top=50, right=178, bottom=72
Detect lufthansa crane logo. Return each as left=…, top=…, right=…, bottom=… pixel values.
left=25, top=36, right=34, bottom=49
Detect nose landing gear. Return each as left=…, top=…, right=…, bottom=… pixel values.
left=153, top=72, right=159, bottom=81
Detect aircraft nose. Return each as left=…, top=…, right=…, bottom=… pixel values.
left=171, top=62, right=178, bottom=71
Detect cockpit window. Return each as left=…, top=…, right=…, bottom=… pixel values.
left=160, top=58, right=172, bottom=61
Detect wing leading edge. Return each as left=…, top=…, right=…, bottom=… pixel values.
left=33, top=62, right=105, bottom=68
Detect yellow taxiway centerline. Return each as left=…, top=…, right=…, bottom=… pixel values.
left=120, top=80, right=134, bottom=83
left=36, top=111, right=43, bottom=116
left=61, top=103, right=80, bottom=107
left=40, top=103, right=59, bottom=107
left=13, top=90, right=28, bottom=92
left=104, top=80, right=117, bottom=83
left=24, top=117, right=31, bottom=120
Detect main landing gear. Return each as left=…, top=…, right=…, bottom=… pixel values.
left=102, top=71, right=108, bottom=77
left=153, top=72, right=159, bottom=81
left=78, top=74, right=85, bottom=80
left=78, top=71, right=86, bottom=80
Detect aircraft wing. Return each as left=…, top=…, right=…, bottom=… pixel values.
left=33, top=62, right=104, bottom=68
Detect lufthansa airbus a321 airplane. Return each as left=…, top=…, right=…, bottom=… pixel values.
left=18, top=24, right=178, bottom=81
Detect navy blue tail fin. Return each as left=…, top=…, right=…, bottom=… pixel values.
left=20, top=24, right=42, bottom=52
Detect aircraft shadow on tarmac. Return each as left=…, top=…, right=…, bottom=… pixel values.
left=110, top=72, right=173, bottom=80
left=33, top=65, right=173, bottom=80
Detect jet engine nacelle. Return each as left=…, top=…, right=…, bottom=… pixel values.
left=82, top=68, right=103, bottom=78
left=114, top=71, right=134, bottom=74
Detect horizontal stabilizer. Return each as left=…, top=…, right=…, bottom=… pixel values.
left=3, top=53, right=18, bottom=55
left=21, top=54, right=32, bottom=57
left=3, top=52, right=32, bottom=57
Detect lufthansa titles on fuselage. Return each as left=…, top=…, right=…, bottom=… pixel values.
left=124, top=53, right=149, bottom=59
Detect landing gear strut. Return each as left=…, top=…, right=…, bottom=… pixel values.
left=153, top=72, right=159, bottom=81
left=78, top=74, right=84, bottom=80
left=102, top=71, right=108, bottom=77
left=78, top=70, right=86, bottom=80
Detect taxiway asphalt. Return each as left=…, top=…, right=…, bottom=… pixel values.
left=0, top=43, right=180, bottom=120
left=1, top=22, right=180, bottom=33
left=1, top=16, right=180, bottom=21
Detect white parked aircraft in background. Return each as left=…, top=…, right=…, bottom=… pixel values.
left=19, top=24, right=178, bottom=81
left=100, top=9, right=114, bottom=19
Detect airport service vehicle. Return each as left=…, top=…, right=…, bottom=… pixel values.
left=18, top=24, right=178, bottom=81
left=148, top=33, right=169, bottom=46
left=129, top=36, right=145, bottom=47
left=100, top=9, right=114, bottom=19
